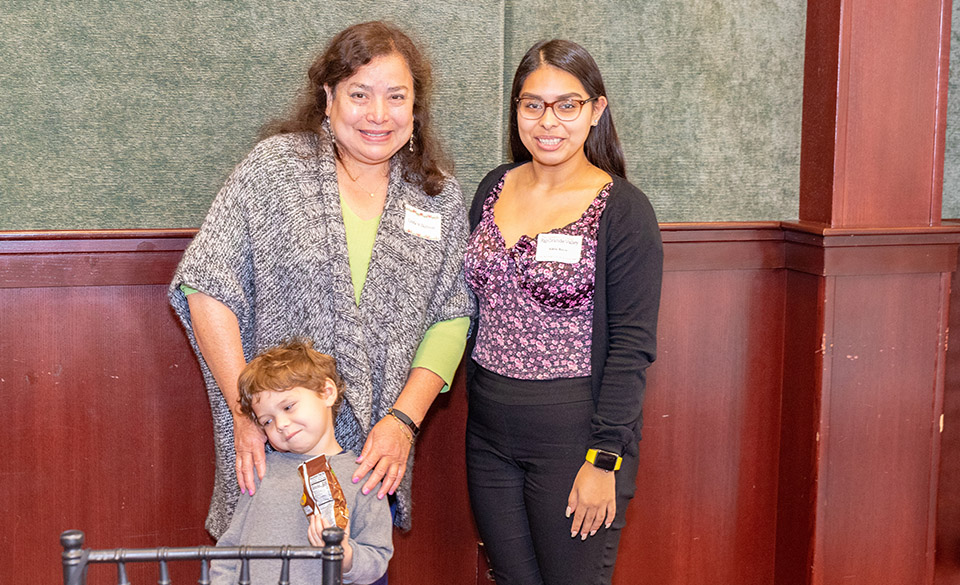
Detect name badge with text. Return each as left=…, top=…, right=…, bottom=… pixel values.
left=404, top=204, right=442, bottom=241
left=535, top=233, right=583, bottom=263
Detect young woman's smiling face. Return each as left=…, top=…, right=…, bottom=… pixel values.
left=516, top=65, right=607, bottom=170
left=324, top=52, right=415, bottom=169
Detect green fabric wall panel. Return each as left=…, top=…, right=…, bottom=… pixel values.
left=944, top=0, right=960, bottom=219
left=501, top=0, right=806, bottom=222
left=0, top=2, right=504, bottom=229
left=1, top=2, right=827, bottom=226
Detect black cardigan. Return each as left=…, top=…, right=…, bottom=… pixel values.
left=467, top=163, right=663, bottom=457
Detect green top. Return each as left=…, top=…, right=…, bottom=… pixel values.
left=181, top=194, right=468, bottom=390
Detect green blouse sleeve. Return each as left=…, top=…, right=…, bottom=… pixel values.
left=411, top=316, right=470, bottom=392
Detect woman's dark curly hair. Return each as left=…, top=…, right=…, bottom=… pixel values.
left=262, top=21, right=451, bottom=196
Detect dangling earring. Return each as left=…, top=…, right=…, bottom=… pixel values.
left=408, top=135, right=414, bottom=153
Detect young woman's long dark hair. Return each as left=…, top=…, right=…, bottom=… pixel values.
left=509, top=39, right=627, bottom=179
left=263, top=21, right=450, bottom=196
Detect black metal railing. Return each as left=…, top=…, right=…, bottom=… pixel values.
left=60, top=528, right=344, bottom=585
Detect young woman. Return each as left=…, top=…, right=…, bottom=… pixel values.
left=464, top=39, right=662, bottom=585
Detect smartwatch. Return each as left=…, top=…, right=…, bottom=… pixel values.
left=586, top=448, right=622, bottom=472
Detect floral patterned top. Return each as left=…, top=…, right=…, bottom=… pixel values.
left=465, top=172, right=610, bottom=380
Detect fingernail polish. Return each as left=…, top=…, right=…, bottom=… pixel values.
left=353, top=477, right=359, bottom=484
left=581, top=533, right=587, bottom=541
left=565, top=507, right=572, bottom=518
left=362, top=488, right=369, bottom=495
left=570, top=532, right=577, bottom=538
left=590, top=530, right=597, bottom=536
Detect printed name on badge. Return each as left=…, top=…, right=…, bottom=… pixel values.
left=535, top=233, right=583, bottom=263
left=404, top=203, right=442, bottom=241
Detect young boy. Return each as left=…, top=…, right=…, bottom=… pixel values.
left=210, top=339, right=393, bottom=585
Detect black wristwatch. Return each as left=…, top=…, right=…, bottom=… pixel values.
left=586, top=448, right=622, bottom=471
left=387, top=408, right=420, bottom=439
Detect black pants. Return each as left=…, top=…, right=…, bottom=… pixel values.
left=466, top=365, right=638, bottom=585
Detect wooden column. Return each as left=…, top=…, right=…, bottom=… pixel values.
left=776, top=0, right=959, bottom=583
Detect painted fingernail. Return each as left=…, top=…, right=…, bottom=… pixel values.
left=590, top=530, right=597, bottom=536
left=581, top=533, right=588, bottom=541
left=565, top=506, right=572, bottom=518
left=570, top=532, right=577, bottom=538
left=605, top=523, right=612, bottom=529
left=377, top=493, right=384, bottom=500
left=362, top=488, right=369, bottom=495
left=352, top=477, right=359, bottom=484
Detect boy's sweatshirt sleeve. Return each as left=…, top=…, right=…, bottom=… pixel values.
left=342, top=490, right=394, bottom=584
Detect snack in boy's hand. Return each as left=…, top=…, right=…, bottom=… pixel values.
left=298, top=454, right=350, bottom=530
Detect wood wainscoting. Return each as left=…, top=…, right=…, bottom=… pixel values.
left=1, top=223, right=956, bottom=585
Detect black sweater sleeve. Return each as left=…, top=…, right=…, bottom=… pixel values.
left=588, top=178, right=663, bottom=457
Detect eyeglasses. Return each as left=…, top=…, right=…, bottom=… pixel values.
left=515, top=97, right=599, bottom=121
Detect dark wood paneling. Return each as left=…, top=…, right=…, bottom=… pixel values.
left=798, top=0, right=842, bottom=225
left=776, top=270, right=824, bottom=585
left=390, top=365, right=481, bottom=584
left=817, top=273, right=946, bottom=582
left=936, top=244, right=960, bottom=585
left=615, top=268, right=784, bottom=584
left=777, top=223, right=958, bottom=584
left=3, top=226, right=958, bottom=585
left=0, top=285, right=214, bottom=585
left=782, top=222, right=960, bottom=277
left=799, top=0, right=950, bottom=227
left=0, top=230, right=193, bottom=288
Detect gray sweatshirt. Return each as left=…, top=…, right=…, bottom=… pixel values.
left=210, top=450, right=392, bottom=584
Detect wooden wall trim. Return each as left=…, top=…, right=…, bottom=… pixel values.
left=6, top=224, right=957, bottom=288
left=782, top=222, right=960, bottom=276
left=0, top=230, right=195, bottom=288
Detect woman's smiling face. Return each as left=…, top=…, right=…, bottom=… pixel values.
left=516, top=65, right=607, bottom=170
left=325, top=52, right=415, bottom=168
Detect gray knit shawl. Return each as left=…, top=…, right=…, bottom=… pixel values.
left=169, top=131, right=474, bottom=537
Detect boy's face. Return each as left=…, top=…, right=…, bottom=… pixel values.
left=251, top=382, right=338, bottom=456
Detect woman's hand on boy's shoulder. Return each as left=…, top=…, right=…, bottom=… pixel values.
left=352, top=416, right=412, bottom=499
left=233, top=416, right=267, bottom=495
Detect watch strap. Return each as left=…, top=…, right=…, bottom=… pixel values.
left=388, top=407, right=420, bottom=439
left=586, top=448, right=622, bottom=471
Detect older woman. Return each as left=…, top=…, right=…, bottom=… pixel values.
left=170, top=21, right=473, bottom=540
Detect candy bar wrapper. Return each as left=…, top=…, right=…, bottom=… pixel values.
left=297, top=454, right=349, bottom=530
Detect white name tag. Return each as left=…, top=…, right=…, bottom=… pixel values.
left=403, top=204, right=442, bottom=241
left=535, top=233, right=583, bottom=263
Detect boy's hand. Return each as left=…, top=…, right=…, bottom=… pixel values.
left=352, top=416, right=412, bottom=499
left=233, top=416, right=267, bottom=495
left=308, top=516, right=353, bottom=572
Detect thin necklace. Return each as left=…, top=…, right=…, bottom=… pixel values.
left=338, top=159, right=387, bottom=198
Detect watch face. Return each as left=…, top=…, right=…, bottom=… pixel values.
left=594, top=450, right=618, bottom=471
